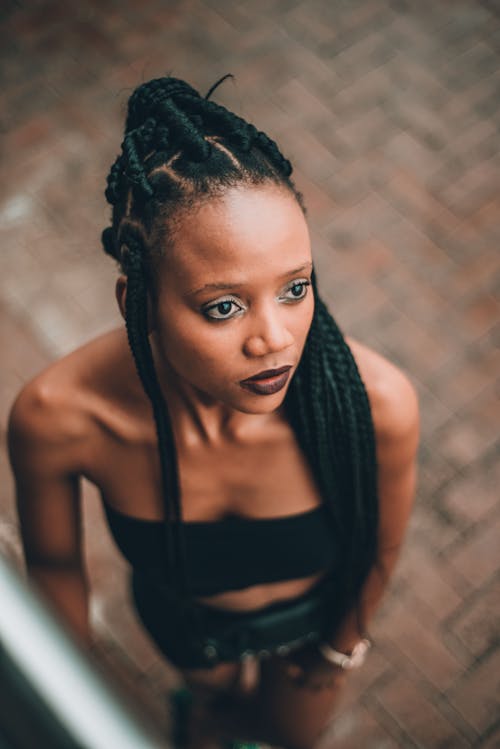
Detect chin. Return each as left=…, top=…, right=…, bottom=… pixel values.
left=234, top=392, right=288, bottom=415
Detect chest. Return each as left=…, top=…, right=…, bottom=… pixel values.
left=177, top=436, right=322, bottom=520
left=88, top=410, right=323, bottom=522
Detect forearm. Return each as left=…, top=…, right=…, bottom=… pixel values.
left=327, top=549, right=399, bottom=652
left=27, top=563, right=92, bottom=647
left=280, top=557, right=397, bottom=693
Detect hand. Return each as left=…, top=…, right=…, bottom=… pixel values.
left=283, top=643, right=347, bottom=691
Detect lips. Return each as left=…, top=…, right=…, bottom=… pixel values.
left=243, top=365, right=292, bottom=382
left=240, top=365, right=292, bottom=396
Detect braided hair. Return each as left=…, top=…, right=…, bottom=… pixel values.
left=102, top=74, right=379, bottom=636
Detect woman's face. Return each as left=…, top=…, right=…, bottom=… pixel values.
left=150, top=183, right=314, bottom=415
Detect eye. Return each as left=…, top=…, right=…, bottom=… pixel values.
left=281, top=279, right=311, bottom=302
left=203, top=297, right=244, bottom=321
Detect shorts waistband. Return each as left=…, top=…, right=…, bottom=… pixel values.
left=132, top=571, right=340, bottom=669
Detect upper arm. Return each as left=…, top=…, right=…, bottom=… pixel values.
left=7, top=379, right=88, bottom=569
left=346, top=337, right=420, bottom=560
left=371, top=365, right=419, bottom=559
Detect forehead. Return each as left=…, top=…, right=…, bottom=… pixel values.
left=155, top=184, right=311, bottom=291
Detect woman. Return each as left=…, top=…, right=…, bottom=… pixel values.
left=7, top=75, right=419, bottom=749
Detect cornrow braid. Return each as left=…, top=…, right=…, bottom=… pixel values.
left=177, top=95, right=292, bottom=176
left=102, top=75, right=379, bottom=631
left=121, top=128, right=155, bottom=201
left=125, top=77, right=200, bottom=132
left=104, top=119, right=161, bottom=207
left=107, top=80, right=213, bottom=209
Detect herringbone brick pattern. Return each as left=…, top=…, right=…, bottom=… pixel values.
left=1, top=1, right=499, bottom=746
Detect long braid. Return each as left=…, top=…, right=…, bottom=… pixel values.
left=286, top=272, right=378, bottom=626
left=102, top=74, right=379, bottom=628
left=119, top=223, right=189, bottom=597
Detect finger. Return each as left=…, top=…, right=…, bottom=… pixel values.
left=237, top=655, right=260, bottom=696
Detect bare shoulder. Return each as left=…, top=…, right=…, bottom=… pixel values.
left=8, top=356, right=91, bottom=479
left=345, top=335, right=420, bottom=457
left=7, top=327, right=130, bottom=477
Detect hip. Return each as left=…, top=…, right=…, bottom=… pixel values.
left=130, top=569, right=342, bottom=670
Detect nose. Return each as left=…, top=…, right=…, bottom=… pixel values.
left=242, top=303, right=295, bottom=358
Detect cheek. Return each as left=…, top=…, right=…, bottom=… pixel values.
left=157, top=312, right=239, bottom=377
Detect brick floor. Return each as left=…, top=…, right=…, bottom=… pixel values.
left=1, top=1, right=499, bottom=746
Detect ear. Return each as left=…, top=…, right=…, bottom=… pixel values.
left=115, top=275, right=156, bottom=334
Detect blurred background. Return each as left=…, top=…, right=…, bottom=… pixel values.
left=1, top=1, right=499, bottom=746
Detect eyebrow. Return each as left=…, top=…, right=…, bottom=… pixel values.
left=186, top=262, right=313, bottom=297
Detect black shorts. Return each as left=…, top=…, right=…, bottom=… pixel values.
left=130, top=570, right=342, bottom=670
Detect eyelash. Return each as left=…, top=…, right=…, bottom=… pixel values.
left=202, top=279, right=311, bottom=321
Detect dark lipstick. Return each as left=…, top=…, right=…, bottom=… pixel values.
left=240, top=365, right=292, bottom=395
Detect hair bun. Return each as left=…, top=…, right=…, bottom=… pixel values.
left=125, top=76, right=201, bottom=133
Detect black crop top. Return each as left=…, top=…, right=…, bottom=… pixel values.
left=102, top=501, right=338, bottom=597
